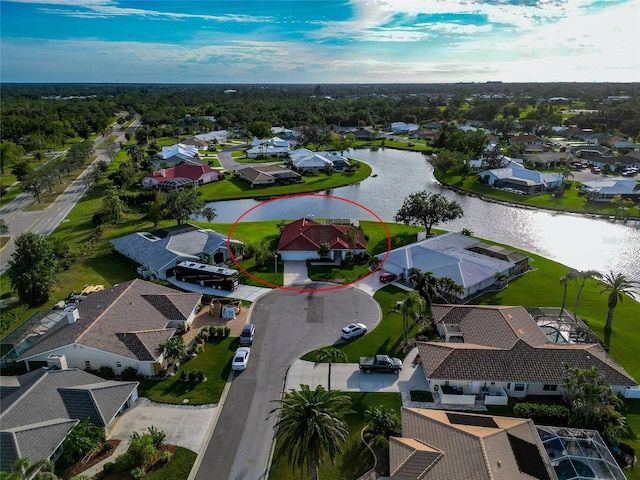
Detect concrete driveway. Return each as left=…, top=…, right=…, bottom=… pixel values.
left=283, top=260, right=311, bottom=285
left=195, top=282, right=382, bottom=480
left=108, top=398, right=217, bottom=454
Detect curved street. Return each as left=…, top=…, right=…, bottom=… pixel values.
left=0, top=116, right=141, bottom=274
left=194, top=282, right=382, bottom=480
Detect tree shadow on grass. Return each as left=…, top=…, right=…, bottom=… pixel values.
left=336, top=438, right=374, bottom=478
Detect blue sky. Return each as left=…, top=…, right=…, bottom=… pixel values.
left=1, top=0, right=639, bottom=83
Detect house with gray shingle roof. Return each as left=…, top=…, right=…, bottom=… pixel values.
left=417, top=305, right=637, bottom=405
left=580, top=178, right=640, bottom=201
left=0, top=365, right=137, bottom=473
left=479, top=164, right=562, bottom=194
left=376, top=232, right=525, bottom=300
left=110, top=223, right=242, bottom=280
left=18, top=279, right=201, bottom=376
left=390, top=408, right=557, bottom=480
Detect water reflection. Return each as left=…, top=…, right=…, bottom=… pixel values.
left=205, top=148, right=640, bottom=283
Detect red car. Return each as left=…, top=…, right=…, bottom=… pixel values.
left=379, top=272, right=398, bottom=283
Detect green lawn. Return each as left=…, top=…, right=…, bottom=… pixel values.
left=197, top=163, right=372, bottom=201
left=145, top=447, right=197, bottom=480
left=438, top=172, right=640, bottom=217
left=269, top=392, right=401, bottom=480
left=137, top=336, right=237, bottom=405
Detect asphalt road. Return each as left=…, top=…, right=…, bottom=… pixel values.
left=194, top=282, right=381, bottom=480
left=0, top=116, right=141, bottom=274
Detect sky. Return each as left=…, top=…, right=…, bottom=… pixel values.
left=1, top=0, right=639, bottom=84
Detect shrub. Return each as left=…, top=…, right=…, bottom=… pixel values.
left=148, top=426, right=166, bottom=449
left=113, top=452, right=135, bottom=472
left=513, top=403, right=569, bottom=426
left=223, top=326, right=231, bottom=337
left=121, top=366, right=138, bottom=380
left=102, top=462, right=115, bottom=474
left=97, top=366, right=115, bottom=379
left=179, top=370, right=188, bottom=381
left=102, top=442, right=114, bottom=454
left=371, top=434, right=389, bottom=450
left=130, top=466, right=146, bottom=480
left=160, top=450, right=173, bottom=463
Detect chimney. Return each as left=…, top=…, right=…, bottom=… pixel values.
left=67, top=308, right=79, bottom=325
left=47, top=354, right=68, bottom=370
left=161, top=168, right=166, bottom=177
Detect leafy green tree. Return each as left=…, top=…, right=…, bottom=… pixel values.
left=246, top=121, right=272, bottom=139
left=21, top=170, right=46, bottom=203
left=1, top=458, right=58, bottom=480
left=364, top=406, right=401, bottom=437
left=102, top=136, right=118, bottom=162
left=559, top=269, right=578, bottom=314
left=316, top=347, right=347, bottom=391
left=7, top=233, right=59, bottom=306
left=146, top=190, right=166, bottom=227
left=573, top=270, right=601, bottom=319
left=11, top=158, right=33, bottom=181
left=395, top=191, right=463, bottom=236
left=254, top=242, right=274, bottom=270
left=147, top=426, right=166, bottom=449
left=101, top=186, right=127, bottom=224
left=0, top=140, right=25, bottom=174
left=494, top=272, right=509, bottom=287
left=271, top=385, right=352, bottom=480
left=62, top=419, right=105, bottom=464
left=160, top=336, right=186, bottom=364
left=164, top=187, right=205, bottom=225
left=317, top=242, right=331, bottom=258
left=598, top=271, right=639, bottom=333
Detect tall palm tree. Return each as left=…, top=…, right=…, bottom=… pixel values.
left=344, top=224, right=361, bottom=256
left=3, top=458, right=58, bottom=480
left=316, top=347, right=347, bottom=391
left=573, top=270, right=601, bottom=319
left=271, top=385, right=352, bottom=480
left=559, top=269, right=578, bottom=314
left=599, top=271, right=639, bottom=333
left=408, top=269, right=437, bottom=307
left=400, top=291, right=426, bottom=347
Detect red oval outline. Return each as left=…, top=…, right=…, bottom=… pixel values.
left=226, top=193, right=391, bottom=292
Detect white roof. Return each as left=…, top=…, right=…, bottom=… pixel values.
left=158, top=144, right=198, bottom=160
left=194, top=130, right=229, bottom=142
left=581, top=179, right=639, bottom=195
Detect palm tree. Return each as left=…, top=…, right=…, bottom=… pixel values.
left=599, top=271, right=639, bottom=333
left=400, top=290, right=425, bottom=347
left=436, top=276, right=463, bottom=302
left=160, top=336, right=186, bottom=365
left=573, top=270, right=601, bottom=319
left=408, top=269, right=437, bottom=307
left=559, top=269, right=578, bottom=314
left=3, top=458, right=58, bottom=480
left=316, top=347, right=347, bottom=391
left=344, top=224, right=361, bottom=256
left=271, top=385, right=352, bottom=480
left=494, top=272, right=509, bottom=287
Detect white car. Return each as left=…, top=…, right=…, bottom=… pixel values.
left=341, top=323, right=368, bottom=340
left=232, top=346, right=251, bottom=371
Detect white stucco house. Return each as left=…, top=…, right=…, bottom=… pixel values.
left=18, top=279, right=202, bottom=377
left=479, top=163, right=562, bottom=194
left=289, top=148, right=350, bottom=172
left=246, top=137, right=292, bottom=158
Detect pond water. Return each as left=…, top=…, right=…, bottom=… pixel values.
left=204, top=148, right=640, bottom=284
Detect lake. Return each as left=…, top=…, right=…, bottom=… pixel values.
left=204, top=148, right=640, bottom=284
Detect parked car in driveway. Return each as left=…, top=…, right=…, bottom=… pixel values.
left=232, top=347, right=251, bottom=371
left=341, top=323, right=367, bottom=340
left=379, top=272, right=397, bottom=283
left=239, top=323, right=255, bottom=346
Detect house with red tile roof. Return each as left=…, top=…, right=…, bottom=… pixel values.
left=141, top=164, right=220, bottom=190
left=276, top=218, right=367, bottom=261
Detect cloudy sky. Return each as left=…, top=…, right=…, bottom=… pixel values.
left=1, top=0, right=639, bottom=83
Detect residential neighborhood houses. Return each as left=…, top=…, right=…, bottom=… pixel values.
left=2, top=85, right=640, bottom=480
